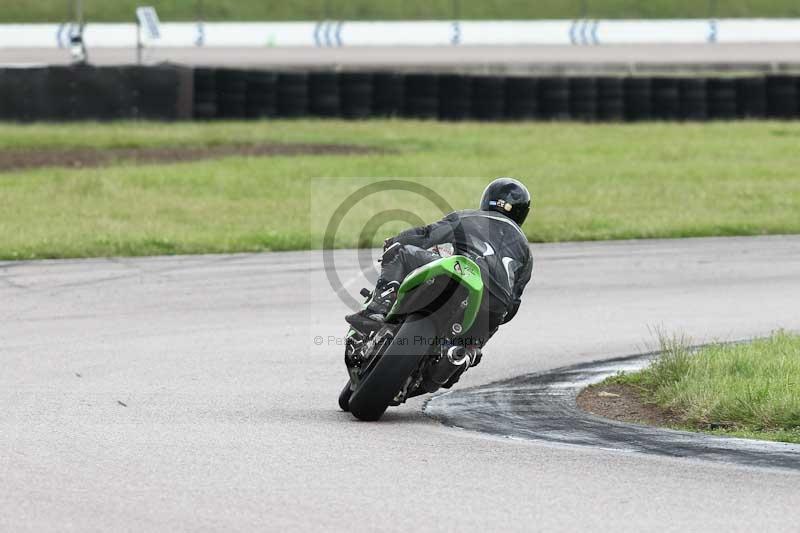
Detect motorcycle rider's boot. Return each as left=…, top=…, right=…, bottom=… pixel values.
left=345, top=279, right=400, bottom=332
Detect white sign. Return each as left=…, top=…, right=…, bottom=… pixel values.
left=135, top=6, right=161, bottom=40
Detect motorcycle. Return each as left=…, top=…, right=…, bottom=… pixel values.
left=339, top=255, right=484, bottom=421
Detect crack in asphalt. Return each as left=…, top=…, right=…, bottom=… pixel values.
left=424, top=348, right=800, bottom=472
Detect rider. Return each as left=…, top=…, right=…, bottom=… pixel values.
left=346, top=177, right=533, bottom=351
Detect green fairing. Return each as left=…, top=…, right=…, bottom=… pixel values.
left=387, top=255, right=484, bottom=332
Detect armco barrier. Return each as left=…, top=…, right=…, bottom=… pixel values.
left=2, top=66, right=800, bottom=122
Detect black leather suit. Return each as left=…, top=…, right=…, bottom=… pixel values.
left=381, top=209, right=533, bottom=345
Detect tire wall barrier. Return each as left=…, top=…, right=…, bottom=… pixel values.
left=0, top=65, right=193, bottom=121
left=2, top=66, right=800, bottom=122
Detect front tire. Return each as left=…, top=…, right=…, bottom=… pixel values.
left=348, top=314, right=435, bottom=421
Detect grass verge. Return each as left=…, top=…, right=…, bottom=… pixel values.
left=1, top=120, right=800, bottom=259
left=604, top=332, right=800, bottom=444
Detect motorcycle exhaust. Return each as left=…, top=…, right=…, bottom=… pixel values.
left=423, top=346, right=475, bottom=391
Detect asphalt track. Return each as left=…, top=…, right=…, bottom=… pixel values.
left=3, top=43, right=800, bottom=73
left=2, top=235, right=800, bottom=530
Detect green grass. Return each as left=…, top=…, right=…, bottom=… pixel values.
left=610, top=332, right=800, bottom=444
left=1, top=119, right=800, bottom=260
left=3, top=0, right=800, bottom=23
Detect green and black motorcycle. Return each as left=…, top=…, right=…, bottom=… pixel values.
left=339, top=255, right=484, bottom=421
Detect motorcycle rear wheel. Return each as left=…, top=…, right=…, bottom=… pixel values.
left=348, top=314, right=435, bottom=421
left=338, top=382, right=353, bottom=412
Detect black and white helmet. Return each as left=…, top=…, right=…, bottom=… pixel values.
left=479, top=177, right=531, bottom=226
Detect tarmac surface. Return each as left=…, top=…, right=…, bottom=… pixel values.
left=3, top=43, right=800, bottom=73
left=2, top=235, right=800, bottom=530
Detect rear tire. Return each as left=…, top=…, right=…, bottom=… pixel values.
left=348, top=314, right=436, bottom=421
left=338, top=382, right=353, bottom=412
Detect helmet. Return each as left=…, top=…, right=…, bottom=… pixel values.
left=479, top=177, right=531, bottom=226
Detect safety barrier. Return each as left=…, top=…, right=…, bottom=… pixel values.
left=1, top=66, right=799, bottom=122
left=0, top=64, right=193, bottom=121
left=189, top=68, right=798, bottom=122
left=4, top=19, right=800, bottom=49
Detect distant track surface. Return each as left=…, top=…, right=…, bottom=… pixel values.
left=4, top=43, right=800, bottom=73
left=2, top=236, right=800, bottom=530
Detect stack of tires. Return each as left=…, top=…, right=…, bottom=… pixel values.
left=438, top=74, right=471, bottom=120
left=179, top=69, right=800, bottom=124
left=130, top=65, right=188, bottom=120
left=340, top=73, right=373, bottom=118
left=403, top=74, right=439, bottom=119
left=679, top=78, right=707, bottom=121
left=652, top=78, right=680, bottom=120
left=43, top=66, right=81, bottom=120
left=309, top=72, right=340, bottom=117
left=504, top=77, right=538, bottom=120
left=277, top=73, right=309, bottom=117
left=736, top=77, right=767, bottom=118
left=0, top=68, right=47, bottom=121
left=193, top=68, right=217, bottom=119
left=539, top=77, right=570, bottom=120
left=766, top=75, right=798, bottom=118
left=70, top=66, right=132, bottom=120
left=624, top=78, right=652, bottom=121
left=471, top=76, right=505, bottom=120
left=707, top=78, right=738, bottom=120
left=597, top=77, right=624, bottom=121
left=245, top=71, right=276, bottom=119
left=569, top=77, right=598, bottom=121
left=371, top=73, right=404, bottom=117
left=216, top=69, right=247, bottom=119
